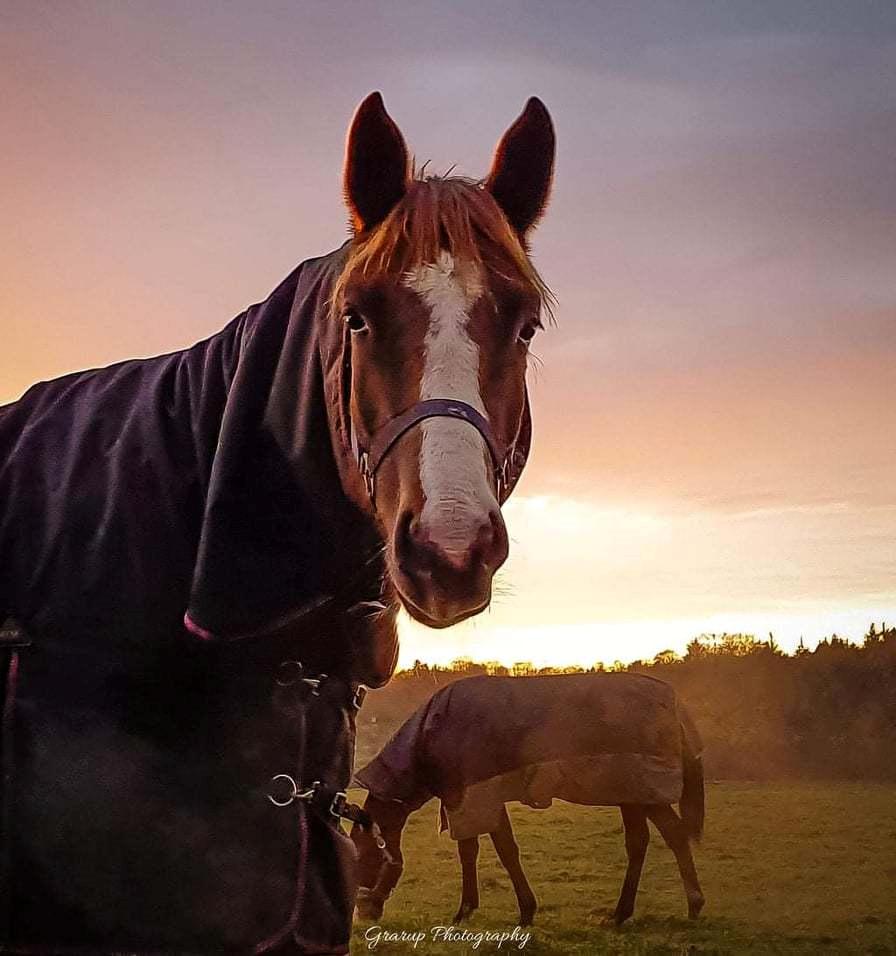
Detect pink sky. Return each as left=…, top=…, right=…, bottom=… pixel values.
left=2, top=3, right=894, bottom=666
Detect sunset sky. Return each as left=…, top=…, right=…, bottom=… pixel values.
left=3, top=2, right=894, bottom=668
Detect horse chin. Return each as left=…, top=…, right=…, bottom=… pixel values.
left=396, top=586, right=490, bottom=630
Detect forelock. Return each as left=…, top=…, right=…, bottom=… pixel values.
left=331, top=177, right=554, bottom=321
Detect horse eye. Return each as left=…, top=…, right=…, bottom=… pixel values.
left=344, top=308, right=368, bottom=333
left=518, top=322, right=538, bottom=345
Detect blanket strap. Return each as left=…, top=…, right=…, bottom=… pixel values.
left=254, top=669, right=366, bottom=955
left=0, top=619, right=32, bottom=942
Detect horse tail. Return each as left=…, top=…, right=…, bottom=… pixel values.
left=679, top=728, right=705, bottom=843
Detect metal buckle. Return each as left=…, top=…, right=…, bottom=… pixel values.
left=369, top=820, right=388, bottom=850
left=267, top=773, right=300, bottom=807
left=329, top=790, right=348, bottom=818
left=267, top=778, right=352, bottom=820
left=267, top=775, right=322, bottom=807
left=275, top=660, right=304, bottom=687
left=275, top=660, right=325, bottom=697
left=352, top=685, right=368, bottom=710
left=300, top=676, right=324, bottom=697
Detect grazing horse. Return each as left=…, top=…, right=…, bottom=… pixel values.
left=352, top=673, right=705, bottom=926
left=0, top=93, right=554, bottom=954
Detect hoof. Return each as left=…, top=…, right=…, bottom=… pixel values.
left=453, top=903, right=477, bottom=923
left=519, top=894, right=537, bottom=926
left=688, top=895, right=705, bottom=920
left=611, top=907, right=633, bottom=926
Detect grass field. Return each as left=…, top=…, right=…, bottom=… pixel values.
left=349, top=781, right=896, bottom=955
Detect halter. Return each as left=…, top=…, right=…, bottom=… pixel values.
left=340, top=324, right=530, bottom=505
left=355, top=820, right=404, bottom=912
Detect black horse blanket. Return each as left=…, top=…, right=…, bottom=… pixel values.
left=0, top=245, right=397, bottom=953
left=0, top=245, right=386, bottom=647
left=355, top=673, right=703, bottom=828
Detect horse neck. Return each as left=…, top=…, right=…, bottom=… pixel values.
left=396, top=748, right=439, bottom=810
left=174, top=311, right=251, bottom=486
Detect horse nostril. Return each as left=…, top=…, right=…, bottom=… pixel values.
left=394, top=510, right=436, bottom=583
left=408, top=512, right=507, bottom=578
left=394, top=509, right=416, bottom=557
left=472, top=507, right=508, bottom=573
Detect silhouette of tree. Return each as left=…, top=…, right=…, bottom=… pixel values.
left=653, top=649, right=680, bottom=666
left=511, top=661, right=536, bottom=677
left=355, top=623, right=896, bottom=780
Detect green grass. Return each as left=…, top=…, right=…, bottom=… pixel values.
left=350, top=782, right=896, bottom=954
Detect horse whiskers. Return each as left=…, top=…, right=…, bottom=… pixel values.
left=349, top=599, right=389, bottom=615
left=358, top=570, right=400, bottom=621
left=491, top=573, right=515, bottom=602
left=348, top=597, right=399, bottom=623
left=526, top=350, right=544, bottom=378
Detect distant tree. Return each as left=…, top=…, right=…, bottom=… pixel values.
left=358, top=620, right=896, bottom=783
left=482, top=660, right=509, bottom=677
left=720, top=633, right=761, bottom=656
left=684, top=632, right=760, bottom=658
left=653, top=649, right=680, bottom=666
left=863, top=622, right=891, bottom=647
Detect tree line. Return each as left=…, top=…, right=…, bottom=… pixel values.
left=355, top=623, right=896, bottom=781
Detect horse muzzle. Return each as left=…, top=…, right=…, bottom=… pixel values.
left=391, top=506, right=509, bottom=628
left=355, top=886, right=386, bottom=921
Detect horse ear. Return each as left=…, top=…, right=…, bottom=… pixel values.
left=485, top=97, right=555, bottom=236
left=344, top=92, right=410, bottom=235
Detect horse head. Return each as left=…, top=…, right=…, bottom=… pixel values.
left=332, top=93, right=555, bottom=629
left=351, top=793, right=410, bottom=920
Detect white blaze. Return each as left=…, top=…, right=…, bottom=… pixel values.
left=404, top=252, right=496, bottom=553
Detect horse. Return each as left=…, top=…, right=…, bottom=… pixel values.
left=0, top=92, right=555, bottom=954
left=352, top=672, right=705, bottom=927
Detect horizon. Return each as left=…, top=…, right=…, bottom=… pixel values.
left=392, top=620, right=890, bottom=673
left=3, top=3, right=894, bottom=668
left=397, top=572, right=892, bottom=670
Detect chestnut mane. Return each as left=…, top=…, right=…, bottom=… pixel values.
left=332, top=176, right=555, bottom=320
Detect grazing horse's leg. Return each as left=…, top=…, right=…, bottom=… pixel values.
left=489, top=806, right=538, bottom=925
left=646, top=805, right=705, bottom=919
left=453, top=835, right=481, bottom=922
left=612, top=804, right=650, bottom=924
